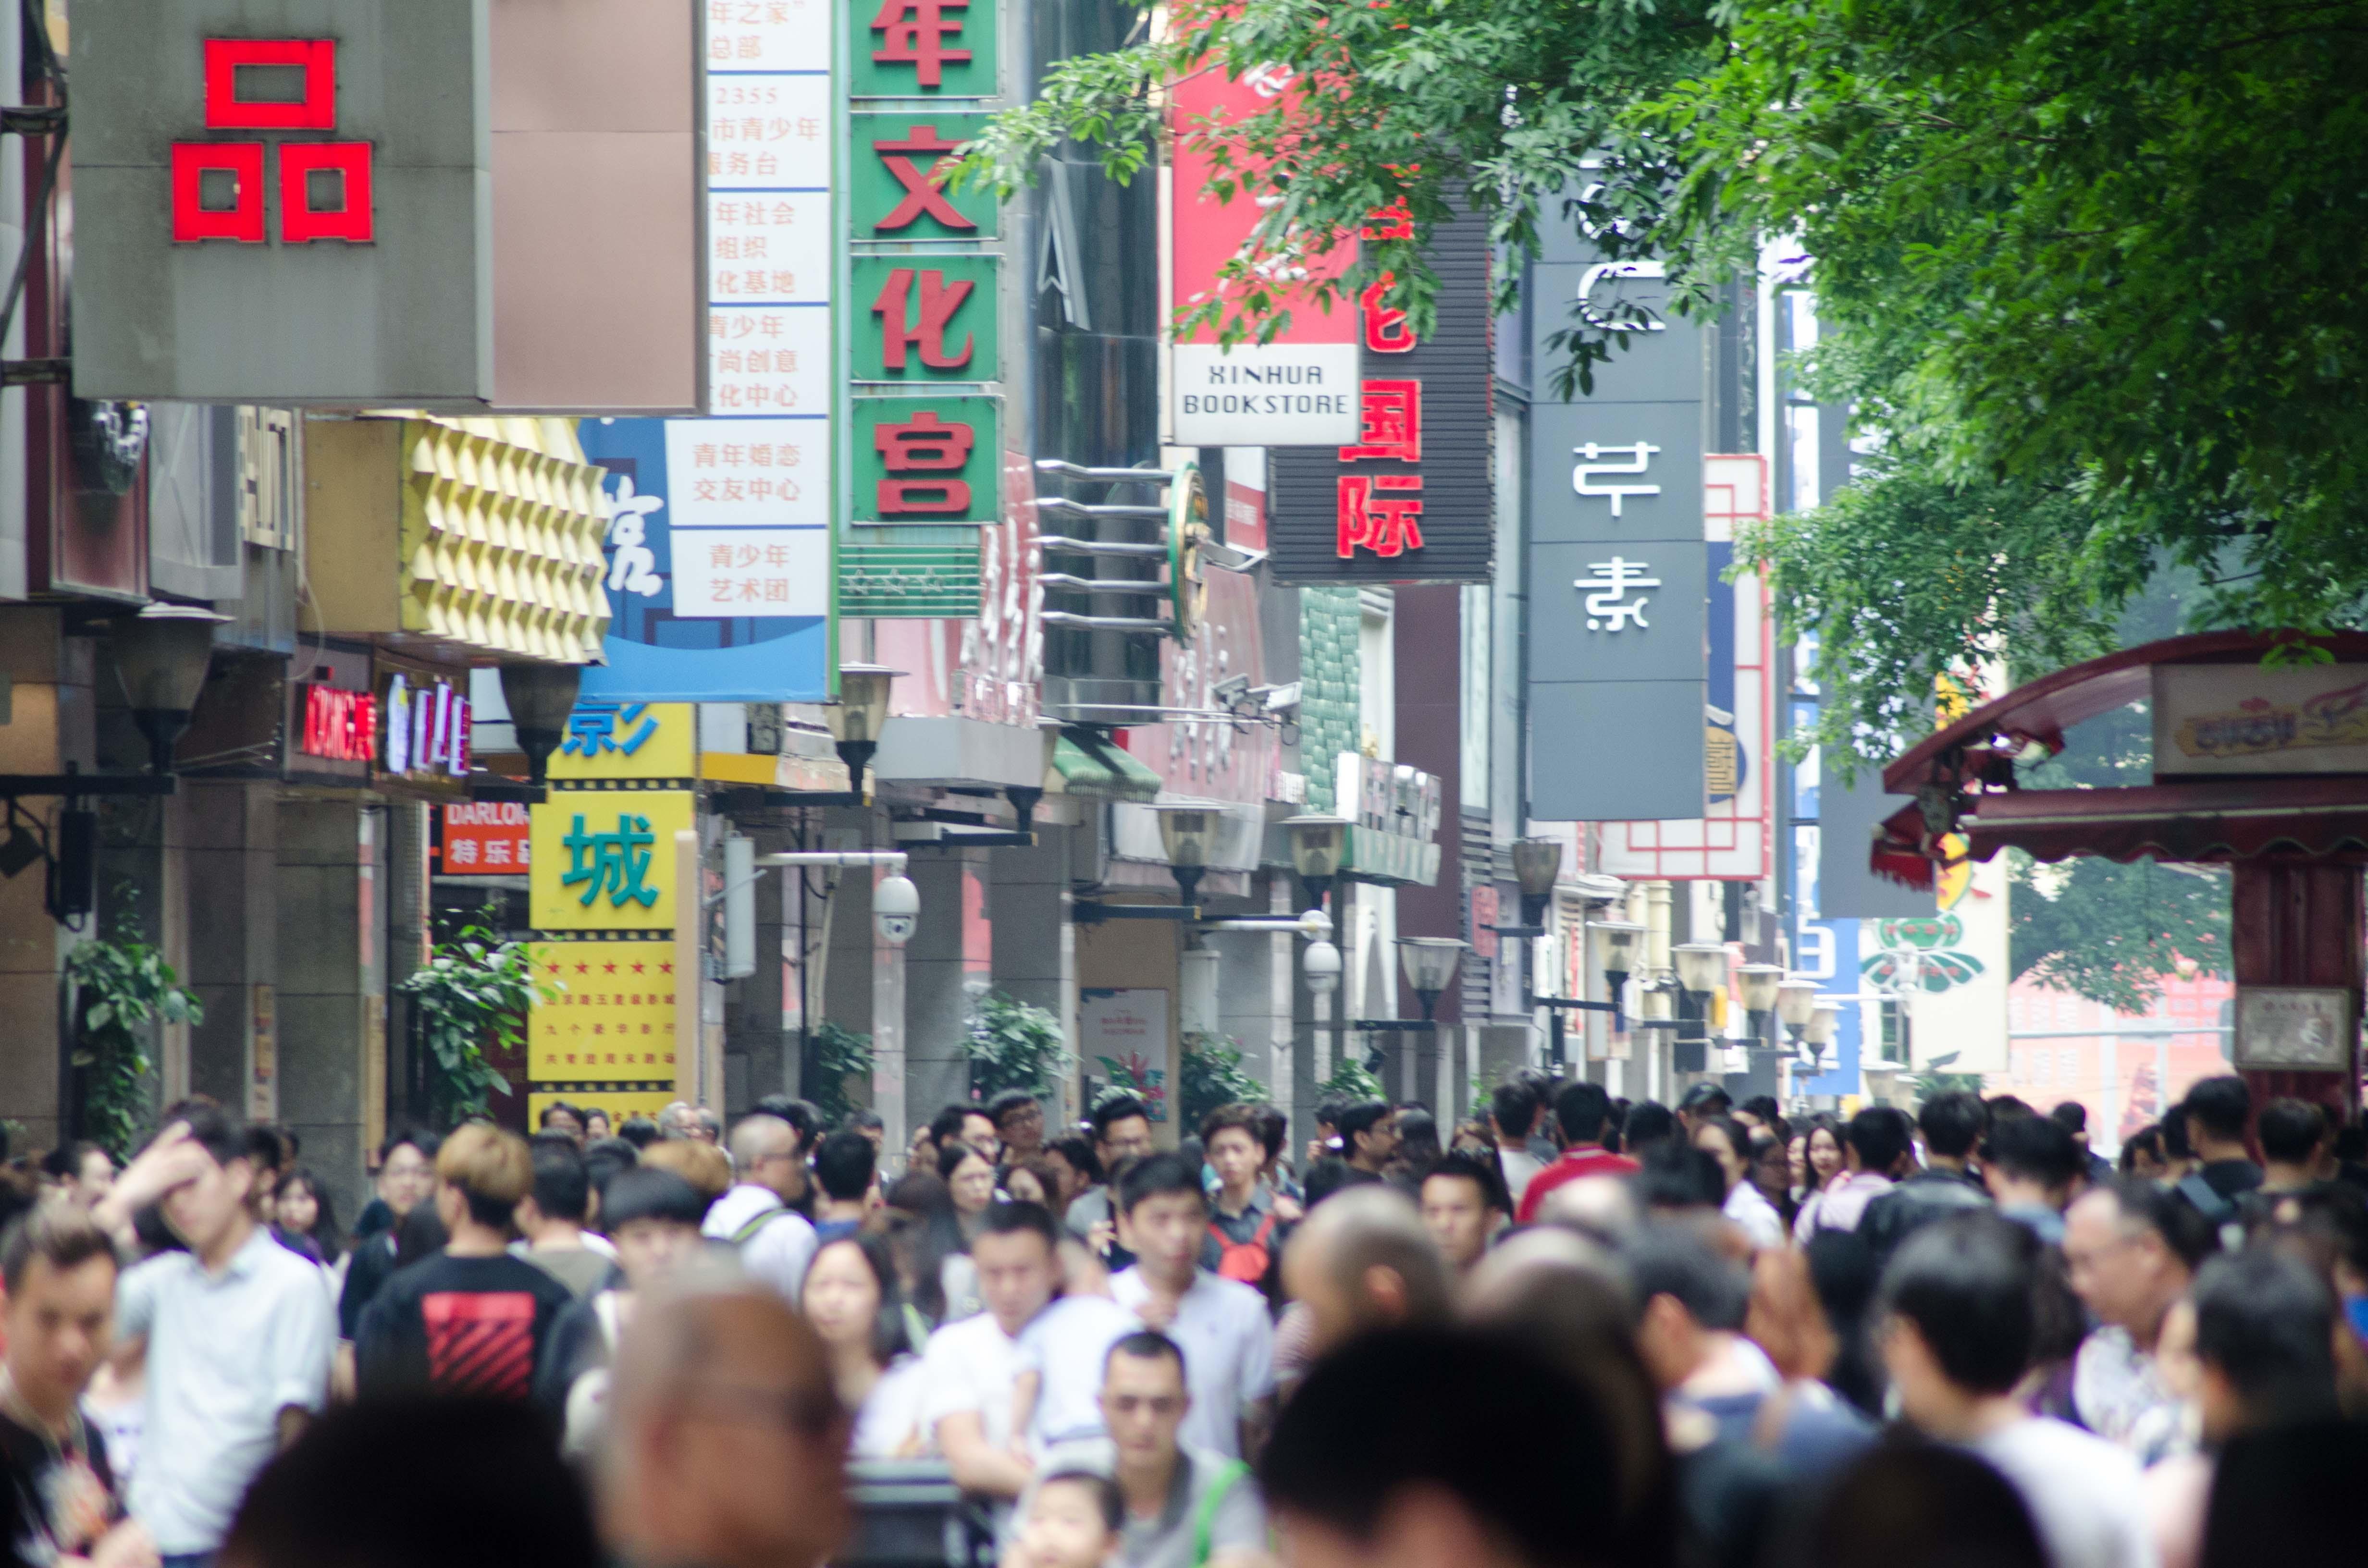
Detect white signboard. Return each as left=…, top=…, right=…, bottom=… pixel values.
left=2234, top=986, right=2353, bottom=1071
left=1860, top=853, right=2010, bottom=1075
left=1081, top=987, right=1172, bottom=1122
left=2153, top=664, right=2368, bottom=776
left=1172, top=344, right=1361, bottom=445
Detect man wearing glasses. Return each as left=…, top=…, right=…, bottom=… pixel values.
left=991, top=1090, right=1049, bottom=1167
left=705, top=1115, right=821, bottom=1303
left=1023, top=1332, right=1268, bottom=1568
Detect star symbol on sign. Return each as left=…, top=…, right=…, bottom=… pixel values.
left=659, top=962, right=674, bottom=974
left=604, top=963, right=619, bottom=975
left=575, top=963, right=592, bottom=975
left=631, top=962, right=646, bottom=974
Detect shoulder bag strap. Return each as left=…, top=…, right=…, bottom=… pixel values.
left=1192, top=1461, right=1253, bottom=1568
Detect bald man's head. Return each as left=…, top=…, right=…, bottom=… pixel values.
left=602, top=1278, right=850, bottom=1568
left=728, top=1114, right=803, bottom=1203
left=1283, top=1184, right=1453, bottom=1357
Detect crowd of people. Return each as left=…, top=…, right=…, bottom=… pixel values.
left=0, top=1068, right=2363, bottom=1568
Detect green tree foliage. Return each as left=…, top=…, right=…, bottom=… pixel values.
left=2011, top=855, right=2228, bottom=1015
left=807, top=1020, right=876, bottom=1127
left=1178, top=1031, right=1268, bottom=1128
left=964, top=992, right=1073, bottom=1100
left=66, top=911, right=204, bottom=1161
left=973, top=0, right=2368, bottom=763
left=399, top=920, right=552, bottom=1128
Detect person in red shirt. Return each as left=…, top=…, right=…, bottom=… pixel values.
left=1515, top=1082, right=1640, bottom=1225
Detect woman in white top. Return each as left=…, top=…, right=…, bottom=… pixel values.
left=804, top=1232, right=931, bottom=1458
left=1695, top=1114, right=1787, bottom=1250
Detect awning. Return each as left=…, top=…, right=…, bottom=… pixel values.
left=1050, top=727, right=1161, bottom=803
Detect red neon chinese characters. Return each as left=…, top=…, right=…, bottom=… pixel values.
left=173, top=37, right=372, bottom=244
left=1361, top=278, right=1415, bottom=352
left=279, top=142, right=374, bottom=243
left=870, top=0, right=972, bottom=89
left=872, top=124, right=973, bottom=233
left=871, top=267, right=975, bottom=370
left=1336, top=476, right=1425, bottom=558
left=1340, top=380, right=1421, bottom=462
left=874, top=411, right=976, bottom=514
left=171, top=143, right=267, bottom=243
left=203, top=38, right=336, bottom=130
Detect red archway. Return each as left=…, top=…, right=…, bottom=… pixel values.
left=1873, top=631, right=2368, bottom=1119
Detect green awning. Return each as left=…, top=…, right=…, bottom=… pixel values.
left=1051, top=727, right=1162, bottom=803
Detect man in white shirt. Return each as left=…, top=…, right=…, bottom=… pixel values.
left=1107, top=1153, right=1274, bottom=1461
left=923, top=1202, right=1065, bottom=1503
left=94, top=1103, right=335, bottom=1568
left=1881, top=1212, right=2155, bottom=1568
left=703, top=1114, right=819, bottom=1302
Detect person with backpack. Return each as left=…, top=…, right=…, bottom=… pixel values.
left=701, top=1113, right=820, bottom=1303
left=1198, top=1105, right=1288, bottom=1307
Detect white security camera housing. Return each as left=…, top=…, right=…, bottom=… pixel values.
left=875, top=873, right=920, bottom=946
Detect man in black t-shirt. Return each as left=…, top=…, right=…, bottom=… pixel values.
left=2176, top=1076, right=2266, bottom=1224
left=355, top=1124, right=574, bottom=1401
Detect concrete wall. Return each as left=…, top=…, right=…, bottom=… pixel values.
left=0, top=610, right=95, bottom=1151
left=274, top=797, right=381, bottom=1221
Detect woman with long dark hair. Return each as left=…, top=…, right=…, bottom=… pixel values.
left=802, top=1232, right=931, bottom=1457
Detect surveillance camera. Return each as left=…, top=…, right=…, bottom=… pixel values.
left=875, top=873, right=919, bottom=946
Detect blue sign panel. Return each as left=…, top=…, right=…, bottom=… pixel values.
left=576, top=418, right=832, bottom=702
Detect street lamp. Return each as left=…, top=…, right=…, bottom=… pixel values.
left=826, top=664, right=900, bottom=802
left=1775, top=978, right=1821, bottom=1054
left=109, top=604, right=226, bottom=774
left=498, top=661, right=584, bottom=785
left=1736, top=962, right=1785, bottom=1055
left=1398, top=937, right=1466, bottom=1022
left=1508, top=838, right=1563, bottom=931
left=1801, top=1000, right=1841, bottom=1073
left=1588, top=920, right=1644, bottom=1024
left=1670, top=943, right=1727, bottom=1074
left=1154, top=805, right=1221, bottom=909
left=1283, top=813, right=1348, bottom=911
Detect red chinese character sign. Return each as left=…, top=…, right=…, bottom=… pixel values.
left=1269, top=213, right=1493, bottom=584
left=853, top=258, right=1000, bottom=382
left=853, top=398, right=1002, bottom=525
left=853, top=0, right=998, bottom=96
left=851, top=114, right=997, bottom=240
left=169, top=38, right=372, bottom=244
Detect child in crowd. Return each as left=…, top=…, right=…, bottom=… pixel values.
left=1008, top=1471, right=1123, bottom=1568
left=1008, top=1239, right=1138, bottom=1455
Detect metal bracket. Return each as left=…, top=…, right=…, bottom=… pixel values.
left=1074, top=901, right=1197, bottom=923
left=0, top=773, right=175, bottom=799
left=0, top=106, right=65, bottom=136
left=1, top=358, right=70, bottom=388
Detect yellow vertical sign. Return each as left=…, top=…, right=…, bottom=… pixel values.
left=529, top=940, right=678, bottom=1080
left=529, top=790, right=695, bottom=931
left=545, top=703, right=697, bottom=781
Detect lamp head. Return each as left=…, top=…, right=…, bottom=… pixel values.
left=1736, top=963, right=1785, bottom=1014
left=1510, top=837, right=1563, bottom=899
left=1283, top=814, right=1348, bottom=881
left=498, top=661, right=584, bottom=785
left=827, top=665, right=901, bottom=746
left=1671, top=942, right=1729, bottom=998
left=1775, top=978, right=1821, bottom=1029
left=109, top=603, right=227, bottom=773
left=1804, top=1000, right=1840, bottom=1047
left=1587, top=920, right=1644, bottom=978
left=1397, top=936, right=1466, bottom=997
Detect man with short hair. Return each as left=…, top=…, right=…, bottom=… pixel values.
left=597, top=1280, right=853, bottom=1568
left=539, top=1101, right=588, bottom=1146
left=0, top=1207, right=150, bottom=1566
left=1879, top=1214, right=2152, bottom=1568
left=704, top=1113, right=821, bottom=1302
left=1857, top=1090, right=1992, bottom=1266
left=515, top=1135, right=617, bottom=1299
left=1109, top=1154, right=1276, bottom=1460
left=2063, top=1179, right=2211, bottom=1461
left=991, top=1090, right=1048, bottom=1165
left=2255, top=1097, right=2328, bottom=1196
left=2177, top=1075, right=2264, bottom=1221
left=845, top=1107, right=887, bottom=1150
left=1488, top=1080, right=1547, bottom=1210
left=1201, top=1104, right=1286, bottom=1296
left=338, top=1130, right=438, bottom=1339
left=1256, top=1328, right=1620, bottom=1568
left=1802, top=1108, right=1908, bottom=1238
left=928, top=1103, right=1003, bottom=1168
left=1066, top=1095, right=1157, bottom=1246
left=1514, top=1081, right=1640, bottom=1225
left=355, top=1123, right=577, bottom=1399
left=1025, top=1332, right=1268, bottom=1568
left=1418, top=1151, right=1507, bottom=1274
left=96, top=1103, right=336, bottom=1567
left=1334, top=1101, right=1399, bottom=1178
left=752, top=1096, right=823, bottom=1211
left=925, top=1202, right=1066, bottom=1502
left=810, top=1130, right=877, bottom=1244
left=1982, top=1113, right=2084, bottom=1244
left=2051, top=1100, right=2114, bottom=1188
left=2190, top=1249, right=2342, bottom=1442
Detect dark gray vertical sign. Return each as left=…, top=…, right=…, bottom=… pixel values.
left=1526, top=254, right=1708, bottom=820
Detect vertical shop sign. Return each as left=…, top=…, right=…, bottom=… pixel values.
left=1268, top=213, right=1492, bottom=583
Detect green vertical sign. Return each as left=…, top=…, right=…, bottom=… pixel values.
left=852, top=256, right=1000, bottom=383
left=852, top=0, right=999, bottom=98
left=853, top=396, right=1002, bottom=525
left=850, top=113, right=997, bottom=240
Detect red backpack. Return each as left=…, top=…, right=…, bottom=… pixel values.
left=1209, top=1213, right=1278, bottom=1284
